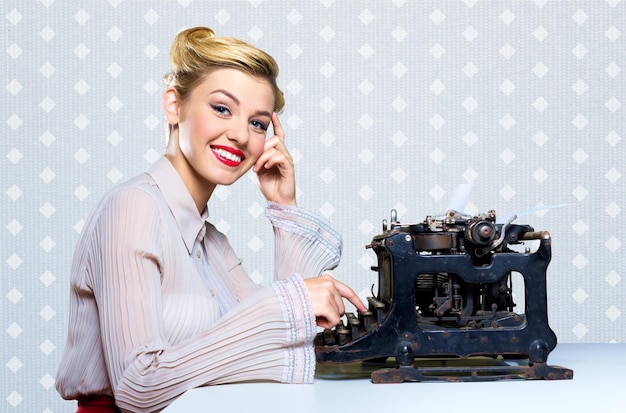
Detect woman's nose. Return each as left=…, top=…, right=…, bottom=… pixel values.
left=226, top=121, right=248, bottom=144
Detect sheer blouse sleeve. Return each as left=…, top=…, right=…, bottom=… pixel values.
left=222, top=202, right=343, bottom=302
left=265, top=202, right=342, bottom=281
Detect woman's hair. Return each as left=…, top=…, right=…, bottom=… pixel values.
left=163, top=27, right=285, bottom=137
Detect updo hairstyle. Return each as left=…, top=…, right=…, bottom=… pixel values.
left=163, top=26, right=285, bottom=119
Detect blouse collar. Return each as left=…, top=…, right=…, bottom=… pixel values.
left=145, top=156, right=208, bottom=254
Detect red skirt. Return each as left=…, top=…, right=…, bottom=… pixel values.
left=77, top=395, right=121, bottom=413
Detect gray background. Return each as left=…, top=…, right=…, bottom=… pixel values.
left=2, top=0, right=625, bottom=411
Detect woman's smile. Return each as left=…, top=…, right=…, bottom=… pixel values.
left=211, top=145, right=245, bottom=166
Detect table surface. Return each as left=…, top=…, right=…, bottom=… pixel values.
left=164, top=343, right=625, bottom=413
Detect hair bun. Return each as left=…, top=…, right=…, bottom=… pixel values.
left=183, top=27, right=217, bottom=45
left=169, top=27, right=216, bottom=73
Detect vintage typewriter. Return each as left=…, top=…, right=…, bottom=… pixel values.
left=315, top=208, right=573, bottom=382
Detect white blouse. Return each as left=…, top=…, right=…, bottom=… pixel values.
left=55, top=157, right=342, bottom=412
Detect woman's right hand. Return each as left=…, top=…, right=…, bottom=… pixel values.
left=303, top=274, right=367, bottom=329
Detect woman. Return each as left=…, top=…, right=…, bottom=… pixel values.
left=56, top=27, right=366, bottom=413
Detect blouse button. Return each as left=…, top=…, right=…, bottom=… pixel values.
left=196, top=250, right=201, bottom=259
left=210, top=289, right=215, bottom=297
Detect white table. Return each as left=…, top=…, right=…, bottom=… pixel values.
left=164, top=344, right=625, bottom=413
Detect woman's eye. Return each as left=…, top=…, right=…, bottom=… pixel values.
left=211, top=105, right=231, bottom=116
left=250, top=120, right=268, bottom=131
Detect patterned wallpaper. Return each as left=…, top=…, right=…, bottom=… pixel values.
left=3, top=0, right=625, bottom=411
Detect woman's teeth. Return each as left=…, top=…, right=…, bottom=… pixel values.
left=213, top=147, right=242, bottom=163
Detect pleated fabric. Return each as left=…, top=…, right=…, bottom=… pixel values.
left=56, top=157, right=341, bottom=413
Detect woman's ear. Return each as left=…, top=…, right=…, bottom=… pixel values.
left=163, top=87, right=181, bottom=126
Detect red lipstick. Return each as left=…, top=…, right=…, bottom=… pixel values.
left=211, top=145, right=245, bottom=167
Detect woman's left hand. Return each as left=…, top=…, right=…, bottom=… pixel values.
left=254, top=113, right=296, bottom=205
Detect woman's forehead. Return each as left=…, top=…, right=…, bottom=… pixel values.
left=195, top=68, right=275, bottom=111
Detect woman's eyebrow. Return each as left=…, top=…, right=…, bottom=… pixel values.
left=211, top=89, right=239, bottom=104
left=211, top=89, right=272, bottom=118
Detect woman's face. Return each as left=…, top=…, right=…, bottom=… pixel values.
left=168, top=68, right=275, bottom=198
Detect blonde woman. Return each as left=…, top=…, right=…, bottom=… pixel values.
left=56, top=27, right=365, bottom=413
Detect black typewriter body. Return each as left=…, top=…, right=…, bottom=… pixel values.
left=315, top=209, right=573, bottom=382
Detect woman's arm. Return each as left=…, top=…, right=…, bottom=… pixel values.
left=264, top=202, right=367, bottom=328
left=214, top=202, right=343, bottom=299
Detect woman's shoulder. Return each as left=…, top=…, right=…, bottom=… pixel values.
left=104, top=173, right=160, bottom=205
left=87, top=172, right=167, bottom=227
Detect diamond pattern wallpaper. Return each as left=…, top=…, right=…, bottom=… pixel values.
left=2, top=0, right=625, bottom=411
